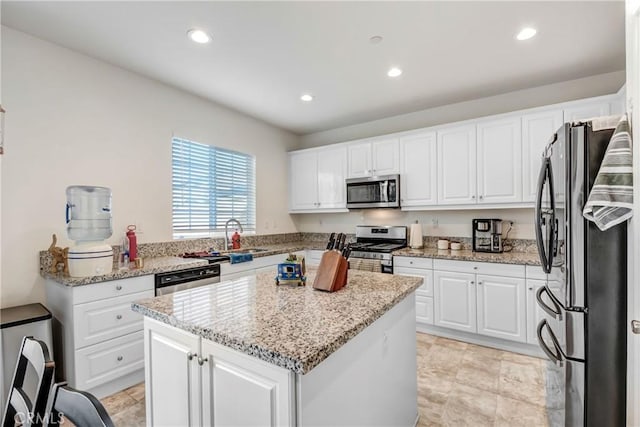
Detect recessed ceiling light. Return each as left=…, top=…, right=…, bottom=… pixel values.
left=369, top=35, right=384, bottom=44
left=516, top=27, right=537, bottom=41
left=387, top=67, right=403, bottom=78
left=187, top=29, right=211, bottom=44
left=300, top=94, right=314, bottom=102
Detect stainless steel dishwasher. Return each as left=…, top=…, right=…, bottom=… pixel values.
left=154, top=264, right=221, bottom=296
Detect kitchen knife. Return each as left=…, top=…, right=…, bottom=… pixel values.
left=338, top=233, right=347, bottom=252
left=326, top=232, right=336, bottom=250
left=333, top=233, right=343, bottom=250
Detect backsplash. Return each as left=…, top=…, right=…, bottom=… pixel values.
left=39, top=231, right=537, bottom=274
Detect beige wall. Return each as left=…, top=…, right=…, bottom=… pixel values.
left=299, top=70, right=625, bottom=148
left=0, top=27, right=298, bottom=308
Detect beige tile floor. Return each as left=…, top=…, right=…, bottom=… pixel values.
left=101, top=333, right=548, bottom=426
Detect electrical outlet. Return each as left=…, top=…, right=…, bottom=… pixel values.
left=432, top=218, right=439, bottom=228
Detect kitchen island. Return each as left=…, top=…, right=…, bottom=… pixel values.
left=132, top=267, right=422, bottom=426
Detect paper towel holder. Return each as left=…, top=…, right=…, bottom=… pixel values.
left=409, top=220, right=423, bottom=249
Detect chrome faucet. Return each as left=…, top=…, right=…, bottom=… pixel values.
left=224, top=218, right=243, bottom=250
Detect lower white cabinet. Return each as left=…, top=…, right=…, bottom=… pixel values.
left=394, top=257, right=434, bottom=325
left=45, top=275, right=153, bottom=398
left=145, top=318, right=293, bottom=427
left=476, top=275, right=526, bottom=343
left=433, top=271, right=476, bottom=332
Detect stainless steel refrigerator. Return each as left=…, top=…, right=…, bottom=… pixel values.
left=535, top=121, right=627, bottom=426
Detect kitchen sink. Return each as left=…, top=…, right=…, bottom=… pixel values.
left=236, top=248, right=270, bottom=254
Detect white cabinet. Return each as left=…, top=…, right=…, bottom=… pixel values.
left=476, top=275, right=526, bottom=343
left=433, top=270, right=476, bottom=332
left=45, top=275, right=153, bottom=398
left=476, top=117, right=523, bottom=204
left=347, top=137, right=399, bottom=178
left=522, top=109, right=564, bottom=202
left=289, top=146, right=347, bottom=212
left=145, top=318, right=294, bottom=427
left=564, top=99, right=611, bottom=122
left=394, top=257, right=434, bottom=325
left=437, top=124, right=477, bottom=205
left=200, top=339, right=293, bottom=426
left=399, top=132, right=437, bottom=206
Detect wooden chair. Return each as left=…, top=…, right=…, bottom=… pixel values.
left=1, top=336, right=55, bottom=427
left=46, top=383, right=114, bottom=427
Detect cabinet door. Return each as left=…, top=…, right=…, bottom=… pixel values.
left=433, top=270, right=476, bottom=332
left=289, top=151, right=318, bottom=210
left=476, top=275, right=526, bottom=343
left=317, top=145, right=347, bottom=209
left=522, top=109, right=564, bottom=202
left=371, top=137, right=399, bottom=175
left=399, top=132, right=437, bottom=206
left=201, top=340, right=294, bottom=427
left=145, top=321, right=200, bottom=427
left=394, top=266, right=433, bottom=297
left=437, top=125, right=477, bottom=205
left=564, top=100, right=611, bottom=122
left=347, top=141, right=372, bottom=178
left=476, top=117, right=523, bottom=204
left=416, top=296, right=434, bottom=325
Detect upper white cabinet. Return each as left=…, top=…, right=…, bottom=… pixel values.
left=399, top=132, right=437, bottom=206
left=563, top=99, right=611, bottom=122
left=347, top=137, right=399, bottom=178
left=289, top=145, right=347, bottom=212
left=476, top=117, right=523, bottom=204
left=437, top=125, right=477, bottom=205
left=522, top=109, right=564, bottom=202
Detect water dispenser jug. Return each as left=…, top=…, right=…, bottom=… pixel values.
left=66, top=186, right=113, bottom=241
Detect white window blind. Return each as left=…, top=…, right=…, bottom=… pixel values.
left=172, top=137, right=256, bottom=238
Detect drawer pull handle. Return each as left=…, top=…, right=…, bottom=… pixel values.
left=478, top=281, right=483, bottom=285
left=117, top=356, right=123, bottom=362
left=187, top=352, right=197, bottom=361
left=473, top=267, right=478, bottom=270
left=115, top=285, right=123, bottom=291
left=116, top=314, right=123, bottom=320
left=198, top=356, right=209, bottom=366
left=470, top=281, right=475, bottom=285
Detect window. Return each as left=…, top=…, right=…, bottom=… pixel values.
left=172, top=137, right=256, bottom=238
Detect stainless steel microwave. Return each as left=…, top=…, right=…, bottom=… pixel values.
left=346, top=174, right=400, bottom=209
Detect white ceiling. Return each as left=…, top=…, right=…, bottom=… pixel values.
left=1, top=1, right=625, bottom=135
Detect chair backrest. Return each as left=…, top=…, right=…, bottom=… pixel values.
left=47, top=384, right=114, bottom=427
left=2, top=336, right=55, bottom=427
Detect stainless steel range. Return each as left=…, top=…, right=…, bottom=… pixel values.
left=349, top=225, right=407, bottom=274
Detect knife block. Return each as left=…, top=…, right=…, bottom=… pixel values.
left=312, top=251, right=348, bottom=292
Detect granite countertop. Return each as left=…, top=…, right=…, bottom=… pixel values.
left=392, top=247, right=541, bottom=266
left=42, top=240, right=326, bottom=286
left=43, top=256, right=210, bottom=286
left=131, top=268, right=422, bottom=374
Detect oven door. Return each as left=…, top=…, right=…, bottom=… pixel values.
left=346, top=175, right=399, bottom=208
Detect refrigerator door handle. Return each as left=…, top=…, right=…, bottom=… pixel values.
left=535, top=157, right=556, bottom=274
left=536, top=285, right=563, bottom=320
left=537, top=319, right=564, bottom=367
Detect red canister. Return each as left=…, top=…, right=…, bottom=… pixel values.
left=126, top=225, right=137, bottom=261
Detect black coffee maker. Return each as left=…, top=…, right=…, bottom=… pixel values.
left=472, top=219, right=503, bottom=253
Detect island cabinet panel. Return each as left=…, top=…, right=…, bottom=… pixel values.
left=144, top=321, right=201, bottom=427
left=399, top=132, right=437, bottom=207
left=476, top=275, right=526, bottom=343
left=433, top=271, right=477, bottom=332
left=200, top=340, right=294, bottom=427
left=476, top=116, right=523, bottom=204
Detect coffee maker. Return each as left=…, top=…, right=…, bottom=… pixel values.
left=472, top=219, right=503, bottom=253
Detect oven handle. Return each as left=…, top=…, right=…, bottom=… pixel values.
left=536, top=285, right=563, bottom=321
left=537, top=319, right=564, bottom=367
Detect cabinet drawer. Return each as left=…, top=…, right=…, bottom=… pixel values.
left=73, top=290, right=151, bottom=349
left=72, top=275, right=154, bottom=304
left=416, top=296, right=434, bottom=325
left=394, top=267, right=433, bottom=297
left=394, top=256, right=433, bottom=269
left=433, top=259, right=525, bottom=277
left=75, top=331, right=144, bottom=391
